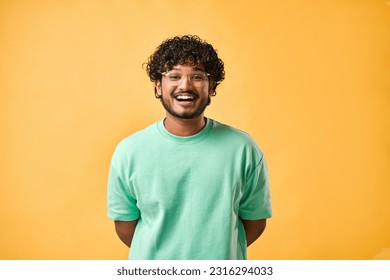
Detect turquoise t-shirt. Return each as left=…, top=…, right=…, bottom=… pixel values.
left=107, top=118, right=272, bottom=259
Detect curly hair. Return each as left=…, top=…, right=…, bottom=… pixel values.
left=145, top=35, right=225, bottom=97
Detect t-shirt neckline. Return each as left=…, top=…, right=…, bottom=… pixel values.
left=156, top=117, right=213, bottom=144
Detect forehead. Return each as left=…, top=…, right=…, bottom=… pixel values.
left=169, top=64, right=205, bottom=72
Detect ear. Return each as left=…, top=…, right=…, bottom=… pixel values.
left=208, top=81, right=216, bottom=96
left=155, top=80, right=162, bottom=97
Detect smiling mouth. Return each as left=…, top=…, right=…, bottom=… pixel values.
left=175, top=94, right=195, bottom=101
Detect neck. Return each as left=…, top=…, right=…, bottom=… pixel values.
left=164, top=114, right=206, bottom=136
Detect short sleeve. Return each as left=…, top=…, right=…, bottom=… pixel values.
left=239, top=155, right=272, bottom=220
left=107, top=155, right=140, bottom=221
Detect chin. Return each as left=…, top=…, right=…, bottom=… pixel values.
left=172, top=112, right=202, bottom=119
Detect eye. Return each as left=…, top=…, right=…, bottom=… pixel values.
left=190, top=74, right=204, bottom=81
left=168, top=73, right=182, bottom=81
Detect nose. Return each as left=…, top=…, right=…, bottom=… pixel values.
left=178, top=75, right=192, bottom=89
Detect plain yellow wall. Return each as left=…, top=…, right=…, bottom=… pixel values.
left=0, top=0, right=389, bottom=260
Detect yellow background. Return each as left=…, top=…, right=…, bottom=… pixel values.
left=1, top=0, right=389, bottom=260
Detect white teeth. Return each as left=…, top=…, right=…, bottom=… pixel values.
left=176, top=95, right=194, bottom=100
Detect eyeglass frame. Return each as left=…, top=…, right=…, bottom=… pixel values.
left=161, top=70, right=211, bottom=87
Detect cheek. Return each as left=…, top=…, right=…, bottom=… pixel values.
left=160, top=87, right=174, bottom=100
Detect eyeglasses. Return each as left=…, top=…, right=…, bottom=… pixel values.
left=162, top=70, right=210, bottom=87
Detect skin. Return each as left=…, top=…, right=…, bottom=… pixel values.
left=114, top=64, right=267, bottom=248
left=155, top=64, right=212, bottom=136
left=115, top=220, right=138, bottom=247
left=242, top=219, right=267, bottom=247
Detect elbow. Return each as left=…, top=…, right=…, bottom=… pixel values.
left=242, top=218, right=268, bottom=247
left=254, top=219, right=267, bottom=239
left=259, top=219, right=267, bottom=233
left=114, top=220, right=138, bottom=247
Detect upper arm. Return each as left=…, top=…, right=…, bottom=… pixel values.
left=107, top=161, right=140, bottom=221
left=114, top=220, right=138, bottom=247
left=241, top=218, right=267, bottom=246
left=242, top=218, right=267, bottom=233
left=239, top=154, right=272, bottom=220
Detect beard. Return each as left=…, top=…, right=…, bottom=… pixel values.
left=160, top=89, right=211, bottom=119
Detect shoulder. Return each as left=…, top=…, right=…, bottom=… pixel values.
left=209, top=119, right=265, bottom=160
left=111, top=121, right=159, bottom=159
left=210, top=119, right=258, bottom=145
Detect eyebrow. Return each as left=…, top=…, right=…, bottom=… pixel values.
left=171, top=66, right=205, bottom=72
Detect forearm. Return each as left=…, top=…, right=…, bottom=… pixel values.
left=242, top=218, right=267, bottom=247
left=114, top=220, right=138, bottom=247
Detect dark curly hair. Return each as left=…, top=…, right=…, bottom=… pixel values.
left=145, top=35, right=225, bottom=97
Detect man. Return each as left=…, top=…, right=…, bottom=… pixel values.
left=107, top=35, right=272, bottom=260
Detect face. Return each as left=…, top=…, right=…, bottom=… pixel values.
left=155, top=64, right=212, bottom=120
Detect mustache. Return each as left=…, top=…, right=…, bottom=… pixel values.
left=171, top=91, right=198, bottom=98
